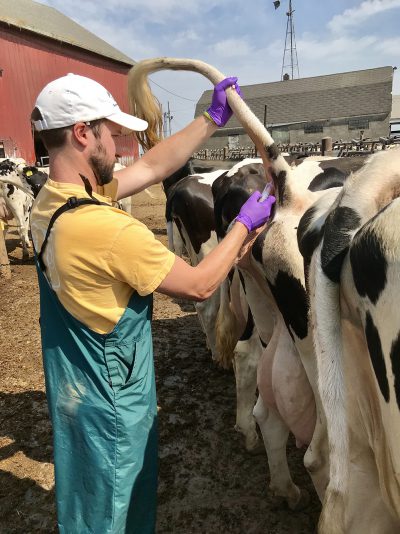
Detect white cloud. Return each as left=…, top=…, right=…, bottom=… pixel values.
left=40, top=0, right=232, bottom=24
left=170, top=30, right=200, bottom=49
left=328, top=0, right=400, bottom=34
left=375, top=37, right=400, bottom=56
left=212, top=38, right=253, bottom=59
left=297, top=34, right=378, bottom=62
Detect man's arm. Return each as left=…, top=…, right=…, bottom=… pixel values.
left=157, top=191, right=276, bottom=301
left=114, top=77, right=240, bottom=200
left=156, top=222, right=248, bottom=301
left=115, top=115, right=216, bottom=199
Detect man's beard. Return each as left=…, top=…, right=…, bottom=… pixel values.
left=89, top=143, right=115, bottom=186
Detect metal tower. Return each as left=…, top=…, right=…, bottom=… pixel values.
left=275, top=0, right=300, bottom=80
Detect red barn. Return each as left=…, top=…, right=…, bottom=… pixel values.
left=0, top=0, right=139, bottom=165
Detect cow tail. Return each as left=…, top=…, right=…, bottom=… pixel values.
left=311, top=247, right=347, bottom=534
left=127, top=57, right=297, bottom=207
left=215, top=276, right=237, bottom=369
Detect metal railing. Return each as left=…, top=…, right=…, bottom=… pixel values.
left=194, top=137, right=400, bottom=160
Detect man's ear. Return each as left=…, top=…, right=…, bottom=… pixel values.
left=72, top=122, right=90, bottom=148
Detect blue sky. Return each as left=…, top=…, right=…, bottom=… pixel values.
left=39, top=0, right=400, bottom=133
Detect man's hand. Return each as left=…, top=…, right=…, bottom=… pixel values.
left=235, top=191, right=276, bottom=233
left=204, top=77, right=242, bottom=127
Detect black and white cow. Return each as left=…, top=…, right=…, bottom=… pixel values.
left=214, top=155, right=366, bottom=509
left=302, top=147, right=400, bottom=533
left=0, top=159, right=47, bottom=258
left=163, top=161, right=231, bottom=357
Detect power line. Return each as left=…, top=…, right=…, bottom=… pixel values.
left=149, top=78, right=197, bottom=102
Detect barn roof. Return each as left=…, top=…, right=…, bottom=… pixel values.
left=196, top=66, right=394, bottom=128
left=0, top=0, right=135, bottom=66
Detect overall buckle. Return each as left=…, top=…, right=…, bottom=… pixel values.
left=67, top=196, right=79, bottom=208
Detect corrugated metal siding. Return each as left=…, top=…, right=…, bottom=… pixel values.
left=0, top=24, right=139, bottom=163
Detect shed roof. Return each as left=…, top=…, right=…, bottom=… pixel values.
left=197, top=66, right=394, bottom=127
left=0, top=0, right=135, bottom=66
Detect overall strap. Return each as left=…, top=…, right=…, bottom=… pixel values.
left=37, top=196, right=108, bottom=272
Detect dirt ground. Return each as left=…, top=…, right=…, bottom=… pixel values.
left=0, top=183, right=320, bottom=533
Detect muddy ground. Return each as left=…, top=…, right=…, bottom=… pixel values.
left=0, top=183, right=320, bottom=533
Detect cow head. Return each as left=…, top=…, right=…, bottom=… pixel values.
left=20, top=166, right=47, bottom=197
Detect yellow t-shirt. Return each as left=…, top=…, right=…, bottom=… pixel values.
left=31, top=178, right=175, bottom=334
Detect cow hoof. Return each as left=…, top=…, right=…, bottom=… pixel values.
left=246, top=441, right=265, bottom=456
left=288, top=488, right=310, bottom=511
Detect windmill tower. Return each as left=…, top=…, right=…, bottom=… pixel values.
left=274, top=0, right=300, bottom=80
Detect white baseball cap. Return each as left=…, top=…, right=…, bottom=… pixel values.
left=32, top=73, right=148, bottom=133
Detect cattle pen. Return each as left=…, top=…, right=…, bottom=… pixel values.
left=194, top=136, right=400, bottom=160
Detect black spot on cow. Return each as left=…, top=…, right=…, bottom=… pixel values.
left=321, top=206, right=361, bottom=283
left=165, top=176, right=215, bottom=254
left=162, top=160, right=196, bottom=196
left=308, top=167, right=347, bottom=192
left=239, top=309, right=255, bottom=342
left=251, top=228, right=267, bottom=265
left=390, top=331, right=400, bottom=410
left=298, top=205, right=325, bottom=265
left=274, top=170, right=290, bottom=206
left=0, top=159, right=15, bottom=176
left=365, top=311, right=390, bottom=403
left=238, top=270, right=246, bottom=293
left=212, top=165, right=265, bottom=239
left=266, top=143, right=280, bottom=161
left=260, top=337, right=267, bottom=348
left=268, top=270, right=309, bottom=340
left=6, top=184, right=15, bottom=197
left=350, top=227, right=387, bottom=305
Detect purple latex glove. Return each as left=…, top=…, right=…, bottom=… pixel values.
left=235, top=191, right=276, bottom=232
left=205, top=77, right=242, bottom=127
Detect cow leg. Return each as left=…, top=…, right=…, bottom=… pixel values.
left=253, top=394, right=309, bottom=510
left=194, top=289, right=220, bottom=360
left=18, top=225, right=31, bottom=259
left=232, top=329, right=262, bottom=452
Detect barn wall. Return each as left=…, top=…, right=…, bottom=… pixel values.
left=0, top=23, right=139, bottom=164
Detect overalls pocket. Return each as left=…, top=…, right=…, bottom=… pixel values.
left=104, top=339, right=137, bottom=390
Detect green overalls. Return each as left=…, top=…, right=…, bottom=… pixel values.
left=34, top=196, right=158, bottom=533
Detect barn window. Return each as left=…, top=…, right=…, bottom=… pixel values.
left=348, top=118, right=369, bottom=130
left=304, top=122, right=323, bottom=134
left=0, top=142, right=4, bottom=158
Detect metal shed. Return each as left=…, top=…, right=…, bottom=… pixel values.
left=0, top=0, right=138, bottom=164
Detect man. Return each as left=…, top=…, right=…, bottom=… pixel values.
left=30, top=73, right=275, bottom=533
